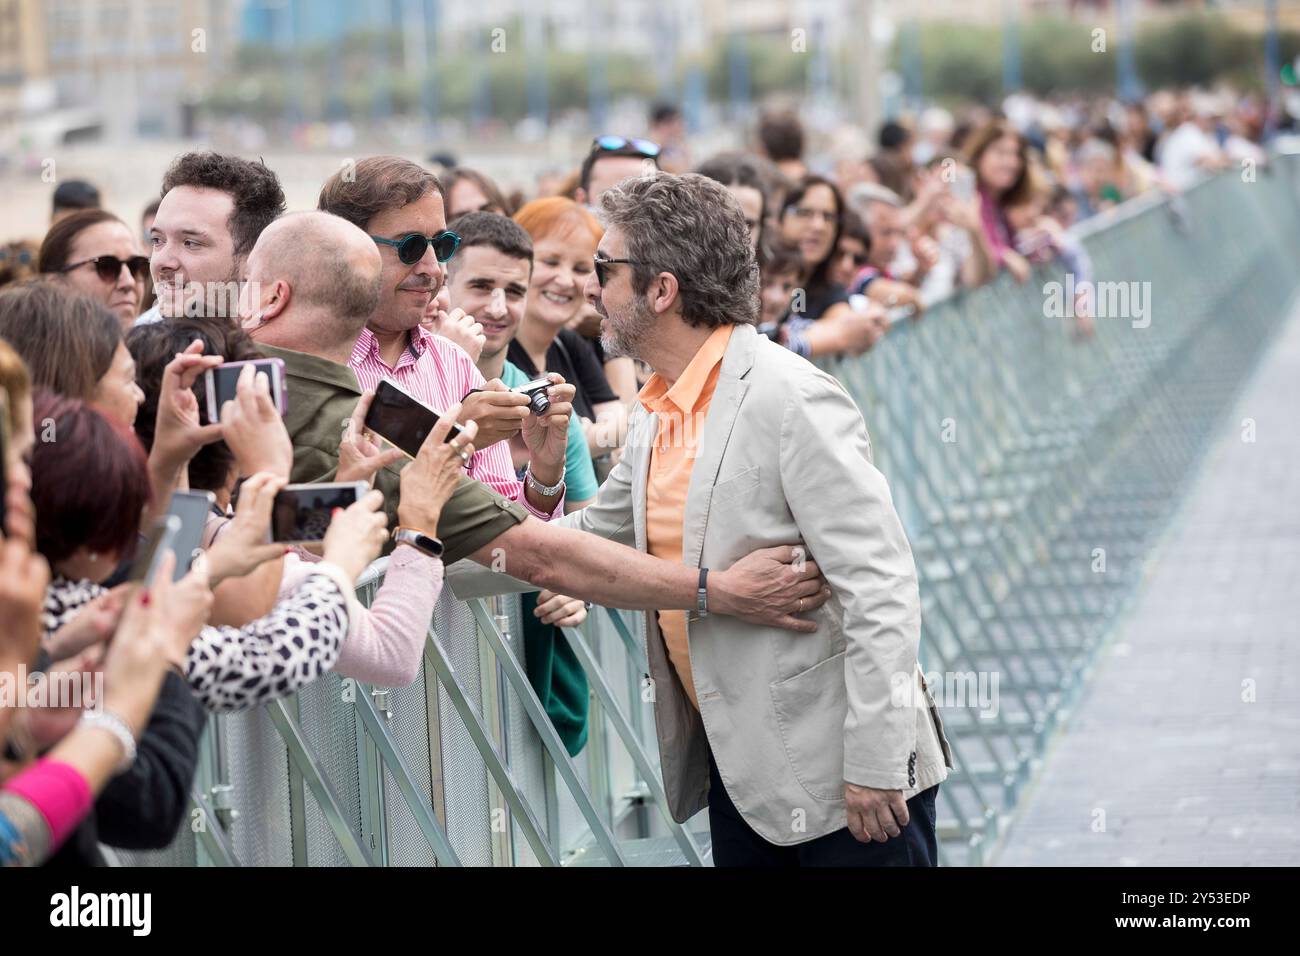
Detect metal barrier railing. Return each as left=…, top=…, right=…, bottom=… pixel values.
left=117, top=153, right=1300, bottom=868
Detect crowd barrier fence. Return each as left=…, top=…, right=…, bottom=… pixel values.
left=117, top=152, right=1300, bottom=867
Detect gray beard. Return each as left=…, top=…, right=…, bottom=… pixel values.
left=599, top=300, right=655, bottom=361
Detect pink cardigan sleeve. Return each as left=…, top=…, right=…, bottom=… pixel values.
left=1, top=758, right=93, bottom=864
left=332, top=545, right=444, bottom=687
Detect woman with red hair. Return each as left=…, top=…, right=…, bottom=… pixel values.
left=511, top=198, right=628, bottom=466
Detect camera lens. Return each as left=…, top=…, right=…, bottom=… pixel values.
left=530, top=390, right=551, bottom=415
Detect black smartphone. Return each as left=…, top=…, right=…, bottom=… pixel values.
left=363, top=378, right=464, bottom=459
left=204, top=358, right=288, bottom=423
left=166, top=489, right=217, bottom=581
left=271, top=481, right=369, bottom=544
left=127, top=516, right=181, bottom=586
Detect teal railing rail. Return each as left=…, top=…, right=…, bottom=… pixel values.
left=117, top=153, right=1300, bottom=867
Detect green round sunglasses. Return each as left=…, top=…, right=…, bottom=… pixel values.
left=371, top=230, right=461, bottom=265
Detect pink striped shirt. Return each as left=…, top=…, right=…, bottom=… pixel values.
left=349, top=326, right=560, bottom=520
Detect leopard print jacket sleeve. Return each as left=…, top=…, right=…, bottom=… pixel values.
left=44, top=570, right=351, bottom=714
left=183, top=570, right=351, bottom=713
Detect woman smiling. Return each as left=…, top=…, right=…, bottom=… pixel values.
left=510, top=198, right=627, bottom=464
left=38, top=210, right=149, bottom=330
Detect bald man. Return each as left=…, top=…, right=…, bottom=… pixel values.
left=239, top=214, right=831, bottom=631
left=242, top=210, right=382, bottom=363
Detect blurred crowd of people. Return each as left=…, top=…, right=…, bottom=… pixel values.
left=0, top=81, right=1278, bottom=867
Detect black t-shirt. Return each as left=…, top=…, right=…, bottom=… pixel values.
left=508, top=328, right=618, bottom=422
left=798, top=280, right=850, bottom=322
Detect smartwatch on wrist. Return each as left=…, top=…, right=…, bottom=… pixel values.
left=392, top=526, right=444, bottom=558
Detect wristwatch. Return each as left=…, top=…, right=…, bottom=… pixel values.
left=392, top=526, right=444, bottom=558
left=525, top=466, right=565, bottom=498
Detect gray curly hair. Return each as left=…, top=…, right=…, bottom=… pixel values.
left=598, top=172, right=759, bottom=329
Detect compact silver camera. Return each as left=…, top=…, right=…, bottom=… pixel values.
left=513, top=378, right=552, bottom=416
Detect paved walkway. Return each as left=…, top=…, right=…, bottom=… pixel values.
left=995, top=302, right=1300, bottom=866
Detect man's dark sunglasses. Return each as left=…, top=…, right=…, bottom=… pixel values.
left=591, top=135, right=661, bottom=159
left=593, top=254, right=640, bottom=286
left=62, top=255, right=150, bottom=283
left=371, top=231, right=461, bottom=265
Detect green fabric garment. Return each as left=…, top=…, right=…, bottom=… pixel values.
left=519, top=591, right=589, bottom=757
left=256, top=342, right=528, bottom=564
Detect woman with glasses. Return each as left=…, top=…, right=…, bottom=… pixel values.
left=828, top=209, right=873, bottom=291
left=38, top=210, right=150, bottom=330
left=511, top=198, right=627, bottom=469
left=776, top=176, right=885, bottom=358
left=779, top=176, right=848, bottom=320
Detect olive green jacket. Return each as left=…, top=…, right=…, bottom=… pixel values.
left=258, top=343, right=526, bottom=564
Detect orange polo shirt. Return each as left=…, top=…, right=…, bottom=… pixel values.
left=640, top=324, right=734, bottom=710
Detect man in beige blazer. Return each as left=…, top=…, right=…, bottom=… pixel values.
left=456, top=172, right=952, bottom=865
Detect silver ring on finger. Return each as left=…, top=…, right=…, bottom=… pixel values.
left=797, top=597, right=804, bottom=613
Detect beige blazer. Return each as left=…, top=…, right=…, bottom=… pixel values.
left=451, top=323, right=952, bottom=845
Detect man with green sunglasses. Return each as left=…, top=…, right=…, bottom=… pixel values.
left=319, top=156, right=573, bottom=524
left=317, top=156, right=467, bottom=381
left=370, top=229, right=461, bottom=266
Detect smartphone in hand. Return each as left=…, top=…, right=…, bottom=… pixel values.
left=128, top=516, right=182, bottom=587
left=204, top=358, right=288, bottom=423
left=165, top=490, right=218, bottom=581
left=271, top=482, right=369, bottom=544
left=363, top=378, right=465, bottom=459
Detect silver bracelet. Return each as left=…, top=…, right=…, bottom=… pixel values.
left=525, top=466, right=565, bottom=498
left=78, top=709, right=137, bottom=775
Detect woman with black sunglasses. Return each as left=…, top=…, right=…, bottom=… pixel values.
left=38, top=209, right=150, bottom=330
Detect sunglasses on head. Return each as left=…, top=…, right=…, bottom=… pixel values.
left=591, top=135, right=662, bottom=159
left=0, top=248, right=34, bottom=265
left=371, top=231, right=461, bottom=265
left=62, top=255, right=150, bottom=283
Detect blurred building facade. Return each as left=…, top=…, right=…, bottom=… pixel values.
left=0, top=0, right=238, bottom=142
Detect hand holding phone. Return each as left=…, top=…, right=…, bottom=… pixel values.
left=165, top=490, right=217, bottom=582
left=128, top=516, right=182, bottom=587
left=271, top=482, right=370, bottom=544
left=206, top=473, right=288, bottom=583
left=320, top=488, right=389, bottom=582
left=363, top=378, right=465, bottom=459
left=204, top=358, right=288, bottom=424
left=397, top=405, right=477, bottom=533
left=151, top=341, right=225, bottom=477
left=337, top=390, right=409, bottom=484
left=218, top=363, right=294, bottom=479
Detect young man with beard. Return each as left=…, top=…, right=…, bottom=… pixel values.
left=141, top=152, right=286, bottom=324
left=446, top=211, right=600, bottom=514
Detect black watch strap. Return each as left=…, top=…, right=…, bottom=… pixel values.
left=697, top=567, right=709, bottom=618
left=392, top=526, right=444, bottom=558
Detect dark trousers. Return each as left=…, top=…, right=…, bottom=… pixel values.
left=707, top=750, right=939, bottom=867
